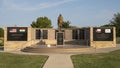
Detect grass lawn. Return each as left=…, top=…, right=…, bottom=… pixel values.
left=0, top=52, right=48, bottom=68
left=71, top=50, right=120, bottom=68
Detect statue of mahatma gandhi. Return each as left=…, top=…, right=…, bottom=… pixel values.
left=58, top=14, right=63, bottom=31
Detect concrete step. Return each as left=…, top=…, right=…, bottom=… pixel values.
left=21, top=46, right=93, bottom=53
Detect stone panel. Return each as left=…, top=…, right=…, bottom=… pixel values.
left=90, top=27, right=116, bottom=48
left=4, top=27, right=34, bottom=51
left=65, top=29, right=72, bottom=40
left=48, top=29, right=55, bottom=40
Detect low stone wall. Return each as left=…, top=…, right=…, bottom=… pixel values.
left=4, top=27, right=116, bottom=51
left=4, top=41, right=33, bottom=51
left=90, top=27, right=116, bottom=48
left=4, top=27, right=34, bottom=51
left=91, top=41, right=116, bottom=48
left=44, top=40, right=56, bottom=45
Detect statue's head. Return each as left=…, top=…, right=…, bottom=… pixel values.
left=60, top=14, right=62, bottom=16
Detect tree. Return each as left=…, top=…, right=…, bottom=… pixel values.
left=101, top=13, right=120, bottom=37
left=0, top=28, right=4, bottom=37
left=61, top=21, right=71, bottom=28
left=61, top=21, right=78, bottom=28
left=110, top=13, right=120, bottom=37
left=31, top=17, right=53, bottom=28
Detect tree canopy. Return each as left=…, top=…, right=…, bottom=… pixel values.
left=0, top=28, right=4, bottom=37
left=110, top=13, right=120, bottom=37
left=102, top=13, right=120, bottom=37
left=61, top=21, right=78, bottom=28
left=31, top=17, right=53, bottom=28
left=61, top=21, right=71, bottom=28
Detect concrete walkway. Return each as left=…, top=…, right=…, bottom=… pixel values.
left=43, top=54, right=73, bottom=68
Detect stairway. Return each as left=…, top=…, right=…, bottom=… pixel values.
left=21, top=45, right=92, bottom=53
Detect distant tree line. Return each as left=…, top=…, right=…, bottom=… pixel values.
left=61, top=21, right=78, bottom=28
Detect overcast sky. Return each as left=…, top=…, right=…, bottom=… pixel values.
left=0, top=0, right=120, bottom=28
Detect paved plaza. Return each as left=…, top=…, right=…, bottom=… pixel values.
left=0, top=44, right=120, bottom=68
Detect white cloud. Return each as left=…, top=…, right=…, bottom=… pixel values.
left=1, top=0, right=75, bottom=11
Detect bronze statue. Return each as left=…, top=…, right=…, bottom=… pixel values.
left=58, top=14, right=63, bottom=30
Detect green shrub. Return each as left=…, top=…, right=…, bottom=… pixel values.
left=117, top=37, right=120, bottom=44
left=0, top=38, right=4, bottom=46
left=0, top=28, right=4, bottom=37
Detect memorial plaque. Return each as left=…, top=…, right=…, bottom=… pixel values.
left=36, top=30, right=41, bottom=39
left=93, top=27, right=113, bottom=41
left=55, top=30, right=65, bottom=39
left=72, top=29, right=78, bottom=39
left=79, top=29, right=85, bottom=40
left=57, top=33, right=64, bottom=45
left=7, top=27, right=27, bottom=41
left=43, top=30, right=48, bottom=39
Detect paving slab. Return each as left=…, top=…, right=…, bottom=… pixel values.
left=43, top=54, right=74, bottom=68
